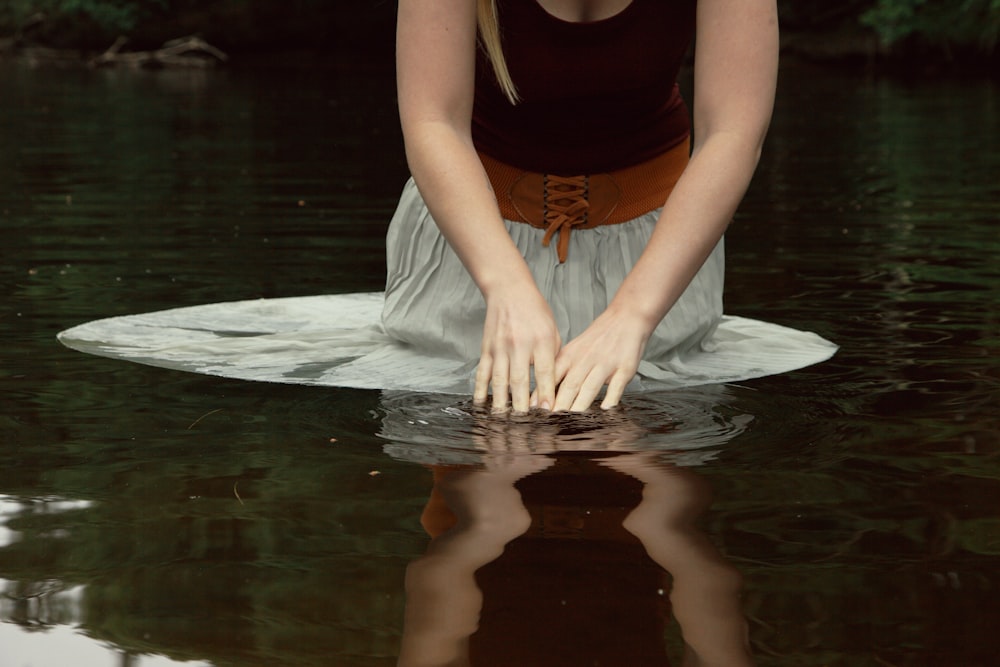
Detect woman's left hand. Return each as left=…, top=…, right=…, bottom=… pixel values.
left=550, top=306, right=652, bottom=411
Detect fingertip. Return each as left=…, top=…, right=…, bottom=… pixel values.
left=599, top=388, right=618, bottom=410
left=510, top=372, right=531, bottom=414
left=601, top=375, right=628, bottom=410
left=535, top=384, right=555, bottom=412
left=551, top=389, right=572, bottom=413
left=473, top=385, right=488, bottom=406
left=535, top=387, right=555, bottom=412
left=491, top=385, right=510, bottom=415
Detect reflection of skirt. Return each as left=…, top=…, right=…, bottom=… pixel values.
left=57, top=179, right=837, bottom=395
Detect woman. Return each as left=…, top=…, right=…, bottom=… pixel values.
left=57, top=0, right=835, bottom=404
left=384, top=0, right=833, bottom=413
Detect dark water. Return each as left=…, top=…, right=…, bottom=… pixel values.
left=1, top=56, right=998, bottom=667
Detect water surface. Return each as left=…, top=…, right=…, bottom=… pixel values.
left=1, top=58, right=998, bottom=666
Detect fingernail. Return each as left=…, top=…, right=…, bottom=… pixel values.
left=540, top=400, right=551, bottom=411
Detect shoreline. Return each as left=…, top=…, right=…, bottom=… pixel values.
left=1, top=29, right=997, bottom=78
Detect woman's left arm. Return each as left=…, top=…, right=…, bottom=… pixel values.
left=552, top=0, right=779, bottom=411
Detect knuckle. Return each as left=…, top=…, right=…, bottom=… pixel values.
left=532, top=358, right=554, bottom=372
left=508, top=372, right=529, bottom=385
left=559, top=377, right=580, bottom=392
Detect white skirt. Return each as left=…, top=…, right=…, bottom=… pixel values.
left=57, top=179, right=837, bottom=395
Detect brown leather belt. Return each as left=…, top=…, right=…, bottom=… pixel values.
left=479, top=138, right=690, bottom=262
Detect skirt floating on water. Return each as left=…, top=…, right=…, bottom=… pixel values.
left=57, top=292, right=836, bottom=395
left=57, top=180, right=838, bottom=395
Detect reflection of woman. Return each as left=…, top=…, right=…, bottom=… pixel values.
left=398, top=419, right=753, bottom=667
left=603, top=454, right=753, bottom=667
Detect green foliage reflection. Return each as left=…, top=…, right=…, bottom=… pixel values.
left=860, top=0, right=1000, bottom=51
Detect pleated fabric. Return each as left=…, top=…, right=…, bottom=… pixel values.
left=57, top=178, right=837, bottom=394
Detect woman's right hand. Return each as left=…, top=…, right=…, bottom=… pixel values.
left=473, top=285, right=561, bottom=414
left=398, top=0, right=562, bottom=413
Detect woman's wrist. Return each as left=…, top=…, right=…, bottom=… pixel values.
left=604, top=291, right=664, bottom=340
left=476, top=254, right=538, bottom=302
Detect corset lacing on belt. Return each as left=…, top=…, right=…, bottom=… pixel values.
left=478, top=137, right=691, bottom=263
left=543, top=174, right=590, bottom=263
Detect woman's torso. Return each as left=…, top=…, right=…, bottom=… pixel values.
left=472, top=0, right=698, bottom=174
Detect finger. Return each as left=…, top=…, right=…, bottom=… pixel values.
left=491, top=354, right=510, bottom=414
left=570, top=368, right=608, bottom=412
left=550, top=348, right=575, bottom=411
left=552, top=364, right=588, bottom=412
left=600, top=369, right=631, bottom=410
left=473, top=354, right=493, bottom=406
left=509, top=350, right=531, bottom=415
left=532, top=347, right=557, bottom=412
left=553, top=349, right=572, bottom=386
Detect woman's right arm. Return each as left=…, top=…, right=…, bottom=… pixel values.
left=396, top=0, right=560, bottom=413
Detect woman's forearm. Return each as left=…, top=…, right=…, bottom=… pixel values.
left=402, top=122, right=538, bottom=299
left=402, top=120, right=562, bottom=412
left=608, top=0, right=778, bottom=335
left=395, top=0, right=538, bottom=300
left=608, top=131, right=764, bottom=331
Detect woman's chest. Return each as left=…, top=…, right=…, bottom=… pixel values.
left=532, top=0, right=636, bottom=23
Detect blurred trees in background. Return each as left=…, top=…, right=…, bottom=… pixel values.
left=1, top=0, right=998, bottom=65
left=1, top=0, right=169, bottom=47
left=859, top=0, right=1000, bottom=52
left=0, top=0, right=397, bottom=56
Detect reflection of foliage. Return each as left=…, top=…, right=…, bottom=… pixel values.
left=1, top=577, right=81, bottom=629
left=50, top=0, right=166, bottom=32
left=0, top=404, right=425, bottom=665
left=0, top=0, right=393, bottom=52
left=1, top=0, right=167, bottom=46
left=860, top=0, right=1000, bottom=52
left=956, top=518, right=1000, bottom=555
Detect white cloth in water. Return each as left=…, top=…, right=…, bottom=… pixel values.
left=58, top=179, right=837, bottom=395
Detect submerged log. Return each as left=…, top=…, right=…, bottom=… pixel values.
left=90, top=35, right=228, bottom=69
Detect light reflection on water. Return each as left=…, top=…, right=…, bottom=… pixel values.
left=1, top=57, right=998, bottom=665
left=0, top=618, right=212, bottom=667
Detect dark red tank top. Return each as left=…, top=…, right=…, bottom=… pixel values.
left=472, top=0, right=697, bottom=174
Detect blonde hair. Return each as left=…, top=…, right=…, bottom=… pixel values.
left=477, top=0, right=520, bottom=104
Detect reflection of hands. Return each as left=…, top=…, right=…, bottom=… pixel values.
left=473, top=286, right=561, bottom=415
left=601, top=453, right=754, bottom=667
left=552, top=306, right=651, bottom=411
left=471, top=409, right=646, bottom=457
